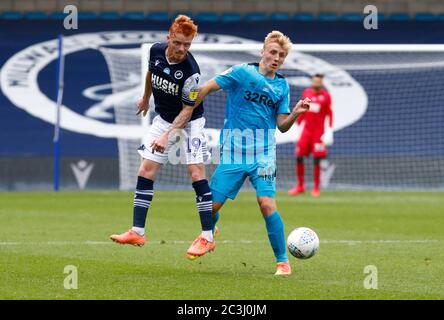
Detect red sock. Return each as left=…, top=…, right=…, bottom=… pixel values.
left=313, top=162, right=320, bottom=190
left=297, top=161, right=305, bottom=188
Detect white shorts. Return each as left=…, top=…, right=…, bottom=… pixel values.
left=138, top=115, right=208, bottom=165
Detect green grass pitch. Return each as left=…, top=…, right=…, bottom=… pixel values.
left=0, top=191, right=443, bottom=300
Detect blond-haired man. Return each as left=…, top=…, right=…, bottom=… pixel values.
left=194, top=31, right=311, bottom=275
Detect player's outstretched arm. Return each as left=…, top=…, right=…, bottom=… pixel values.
left=137, top=71, right=153, bottom=117
left=194, top=79, right=221, bottom=108
left=150, top=79, right=221, bottom=153
left=277, top=98, right=311, bottom=133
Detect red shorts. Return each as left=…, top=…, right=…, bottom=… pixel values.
left=295, top=130, right=327, bottom=158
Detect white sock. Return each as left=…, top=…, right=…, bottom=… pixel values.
left=201, top=230, right=214, bottom=242
left=131, top=227, right=145, bottom=236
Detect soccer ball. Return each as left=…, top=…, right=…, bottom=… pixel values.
left=287, top=227, right=319, bottom=259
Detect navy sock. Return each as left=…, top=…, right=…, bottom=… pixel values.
left=132, top=176, right=154, bottom=228
left=192, top=179, right=213, bottom=231
left=264, top=211, right=288, bottom=263
left=212, top=212, right=220, bottom=234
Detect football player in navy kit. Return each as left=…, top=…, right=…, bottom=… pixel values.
left=110, top=15, right=215, bottom=259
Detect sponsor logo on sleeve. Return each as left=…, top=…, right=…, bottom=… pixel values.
left=188, top=88, right=199, bottom=101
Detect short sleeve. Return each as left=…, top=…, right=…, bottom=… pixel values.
left=182, top=73, right=200, bottom=106
left=147, top=44, right=154, bottom=72
left=214, top=64, right=243, bottom=90
left=277, top=81, right=291, bottom=115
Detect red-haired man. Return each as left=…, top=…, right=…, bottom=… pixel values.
left=111, top=15, right=215, bottom=259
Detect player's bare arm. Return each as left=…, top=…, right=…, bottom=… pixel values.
left=137, top=70, right=153, bottom=117
left=151, top=79, right=222, bottom=153
left=194, top=79, right=221, bottom=108
left=150, top=104, right=195, bottom=153
left=277, top=97, right=311, bottom=133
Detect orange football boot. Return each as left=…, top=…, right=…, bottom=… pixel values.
left=186, top=235, right=215, bottom=260
left=275, top=262, right=292, bottom=276
left=110, top=229, right=145, bottom=247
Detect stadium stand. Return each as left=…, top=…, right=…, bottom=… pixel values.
left=194, top=12, right=219, bottom=22
left=318, top=12, right=339, bottom=21
left=99, top=11, right=121, bottom=20
left=122, top=11, right=145, bottom=20
left=1, top=11, right=22, bottom=19
left=293, top=13, right=315, bottom=22
left=146, top=11, right=170, bottom=21
left=220, top=12, right=242, bottom=23
left=341, top=13, right=363, bottom=22
left=24, top=11, right=48, bottom=20
left=244, top=12, right=269, bottom=21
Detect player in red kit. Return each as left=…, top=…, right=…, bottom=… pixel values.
left=288, top=74, right=333, bottom=197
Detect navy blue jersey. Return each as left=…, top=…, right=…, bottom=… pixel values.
left=148, top=42, right=203, bottom=123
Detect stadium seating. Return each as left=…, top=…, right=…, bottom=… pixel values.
left=147, top=12, right=170, bottom=21
left=220, top=12, right=242, bottom=23
left=293, top=13, right=315, bottom=22
left=0, top=9, right=443, bottom=23
left=99, top=11, right=121, bottom=20
left=195, top=12, right=219, bottom=22
left=173, top=12, right=194, bottom=20
left=49, top=12, right=67, bottom=20
left=388, top=13, right=411, bottom=21
left=415, top=13, right=435, bottom=21
left=318, top=12, right=339, bottom=21
left=341, top=13, right=363, bottom=22
left=24, top=11, right=48, bottom=20
left=0, top=11, right=22, bottom=20
left=270, top=12, right=291, bottom=21
left=244, top=12, right=268, bottom=21
left=122, top=11, right=145, bottom=20
left=78, top=11, right=98, bottom=20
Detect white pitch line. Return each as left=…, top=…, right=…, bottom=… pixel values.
left=0, top=239, right=440, bottom=246
left=322, top=239, right=440, bottom=244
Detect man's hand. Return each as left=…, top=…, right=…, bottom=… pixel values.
left=150, top=132, right=169, bottom=154
left=276, top=98, right=311, bottom=133
left=137, top=97, right=149, bottom=116
left=291, top=97, right=311, bottom=116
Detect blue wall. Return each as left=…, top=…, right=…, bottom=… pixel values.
left=1, top=20, right=444, bottom=158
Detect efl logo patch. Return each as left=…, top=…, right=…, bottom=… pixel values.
left=188, top=88, right=199, bottom=101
